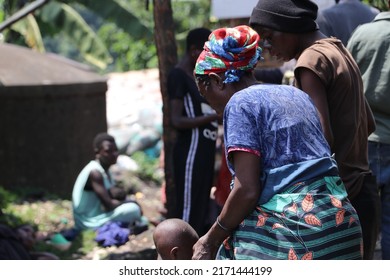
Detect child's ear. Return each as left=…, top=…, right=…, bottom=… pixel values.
left=170, top=247, right=179, bottom=260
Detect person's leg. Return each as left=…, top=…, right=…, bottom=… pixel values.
left=369, top=142, right=390, bottom=259
left=184, top=150, right=215, bottom=236
left=167, top=144, right=186, bottom=219
left=350, top=159, right=380, bottom=259
left=111, top=202, right=142, bottom=224
left=381, top=177, right=390, bottom=259
left=356, top=141, right=382, bottom=259
left=189, top=182, right=212, bottom=236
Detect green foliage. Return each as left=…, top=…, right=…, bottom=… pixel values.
left=0, top=0, right=157, bottom=71
left=97, top=0, right=214, bottom=71
left=363, top=0, right=389, bottom=11
left=33, top=229, right=97, bottom=260
left=171, top=0, right=214, bottom=57
left=0, top=186, right=96, bottom=259
left=97, top=22, right=157, bottom=72
left=0, top=186, right=17, bottom=210
left=11, top=13, right=45, bottom=52
left=131, top=151, right=162, bottom=184
left=0, top=8, right=4, bottom=23
left=37, top=1, right=113, bottom=69
left=0, top=186, right=65, bottom=227
left=0, top=0, right=213, bottom=72
left=74, top=0, right=153, bottom=40
left=0, top=186, right=21, bottom=226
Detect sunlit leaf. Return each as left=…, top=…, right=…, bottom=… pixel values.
left=11, top=14, right=45, bottom=52
left=38, top=1, right=112, bottom=69
left=68, top=0, right=153, bottom=40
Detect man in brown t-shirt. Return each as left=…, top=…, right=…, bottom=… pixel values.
left=250, top=0, right=379, bottom=259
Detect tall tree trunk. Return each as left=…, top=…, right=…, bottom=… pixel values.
left=153, top=0, right=177, bottom=218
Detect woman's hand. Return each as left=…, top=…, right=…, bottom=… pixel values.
left=192, top=234, right=220, bottom=260
left=192, top=151, right=262, bottom=260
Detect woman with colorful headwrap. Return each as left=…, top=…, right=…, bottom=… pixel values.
left=191, top=25, right=363, bottom=260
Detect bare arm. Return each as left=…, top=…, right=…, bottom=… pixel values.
left=192, top=151, right=261, bottom=259
left=296, top=68, right=334, bottom=149
left=170, top=99, right=220, bottom=129
left=89, top=170, right=121, bottom=211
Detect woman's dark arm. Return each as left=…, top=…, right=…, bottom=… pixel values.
left=192, top=151, right=262, bottom=259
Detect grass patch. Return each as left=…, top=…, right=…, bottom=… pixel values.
left=33, top=230, right=97, bottom=260
left=130, top=151, right=163, bottom=184
left=1, top=186, right=96, bottom=259
left=0, top=151, right=161, bottom=260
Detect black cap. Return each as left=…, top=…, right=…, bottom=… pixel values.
left=249, top=0, right=319, bottom=33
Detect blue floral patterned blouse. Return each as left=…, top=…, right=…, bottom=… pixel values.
left=223, top=84, right=337, bottom=203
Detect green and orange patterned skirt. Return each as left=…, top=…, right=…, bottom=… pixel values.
left=217, top=176, right=363, bottom=260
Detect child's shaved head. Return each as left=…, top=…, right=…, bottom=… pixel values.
left=153, top=218, right=199, bottom=260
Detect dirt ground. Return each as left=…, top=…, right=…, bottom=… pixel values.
left=83, top=181, right=164, bottom=260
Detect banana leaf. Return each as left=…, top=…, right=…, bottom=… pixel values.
left=66, top=0, right=153, bottom=40
left=38, top=1, right=112, bottom=69
left=10, top=13, right=45, bottom=52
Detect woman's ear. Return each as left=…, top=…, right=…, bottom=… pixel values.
left=209, top=73, right=225, bottom=90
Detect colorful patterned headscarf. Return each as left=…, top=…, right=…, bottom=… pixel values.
left=195, top=25, right=262, bottom=83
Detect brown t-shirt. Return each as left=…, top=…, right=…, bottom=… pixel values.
left=294, top=38, right=375, bottom=199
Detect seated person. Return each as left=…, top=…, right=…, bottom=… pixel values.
left=0, top=223, right=58, bottom=260
left=72, top=132, right=146, bottom=231
left=153, top=218, right=199, bottom=260
left=15, top=224, right=60, bottom=259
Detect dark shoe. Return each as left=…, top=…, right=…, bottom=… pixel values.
left=129, top=216, right=149, bottom=235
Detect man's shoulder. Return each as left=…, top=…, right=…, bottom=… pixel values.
left=319, top=3, right=347, bottom=18
left=351, top=15, right=389, bottom=38
left=320, top=1, right=377, bottom=18
left=77, top=160, right=104, bottom=177
left=299, top=39, right=338, bottom=58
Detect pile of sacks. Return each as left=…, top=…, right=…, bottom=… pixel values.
left=106, top=68, right=163, bottom=171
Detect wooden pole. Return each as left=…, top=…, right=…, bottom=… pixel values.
left=153, top=0, right=178, bottom=218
